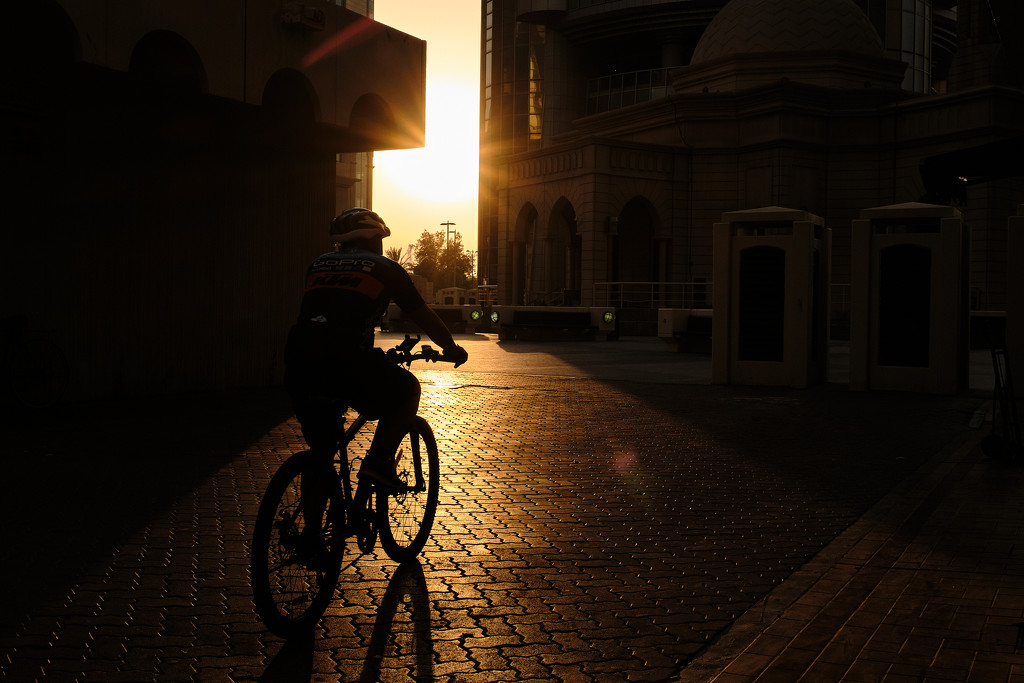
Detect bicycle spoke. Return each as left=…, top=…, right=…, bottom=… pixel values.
left=251, top=451, right=344, bottom=638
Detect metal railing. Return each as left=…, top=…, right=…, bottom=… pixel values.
left=591, top=283, right=854, bottom=312
left=593, top=282, right=713, bottom=309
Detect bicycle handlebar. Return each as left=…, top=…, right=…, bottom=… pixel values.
left=385, top=335, right=461, bottom=367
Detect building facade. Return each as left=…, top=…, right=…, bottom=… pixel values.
left=1, top=0, right=425, bottom=398
left=478, top=0, right=1023, bottom=335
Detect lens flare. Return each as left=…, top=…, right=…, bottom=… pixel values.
left=302, top=17, right=376, bottom=69
left=613, top=449, right=637, bottom=473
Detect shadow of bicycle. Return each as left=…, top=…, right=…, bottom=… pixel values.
left=259, top=629, right=314, bottom=683
left=259, top=560, right=434, bottom=682
left=361, top=560, right=434, bottom=681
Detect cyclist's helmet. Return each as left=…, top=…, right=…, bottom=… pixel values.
left=330, top=208, right=390, bottom=245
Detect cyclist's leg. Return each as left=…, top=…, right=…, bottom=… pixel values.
left=350, top=358, right=421, bottom=486
left=300, top=446, right=336, bottom=538
left=286, top=371, right=344, bottom=532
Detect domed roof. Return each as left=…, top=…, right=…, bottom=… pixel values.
left=692, top=0, right=884, bottom=65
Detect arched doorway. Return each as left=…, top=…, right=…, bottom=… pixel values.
left=547, top=198, right=581, bottom=305
left=508, top=204, right=538, bottom=305
left=738, top=245, right=786, bottom=362
left=615, top=196, right=658, bottom=282
left=611, top=197, right=663, bottom=334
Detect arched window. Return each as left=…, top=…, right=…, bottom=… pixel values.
left=129, top=30, right=207, bottom=92
left=3, top=1, right=79, bottom=84
left=263, top=69, right=319, bottom=125
left=350, top=93, right=396, bottom=147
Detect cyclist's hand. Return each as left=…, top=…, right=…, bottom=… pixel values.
left=444, top=345, right=468, bottom=368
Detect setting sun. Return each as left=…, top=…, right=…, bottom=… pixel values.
left=373, top=79, right=479, bottom=204
left=371, top=1, right=480, bottom=253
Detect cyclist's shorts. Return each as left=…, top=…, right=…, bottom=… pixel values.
left=285, top=349, right=420, bottom=449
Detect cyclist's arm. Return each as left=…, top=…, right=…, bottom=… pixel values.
left=406, top=304, right=459, bottom=352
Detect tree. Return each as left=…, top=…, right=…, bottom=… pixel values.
left=412, top=229, right=474, bottom=289
left=384, top=245, right=412, bottom=270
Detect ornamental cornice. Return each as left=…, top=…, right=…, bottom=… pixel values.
left=509, top=149, right=586, bottom=182
left=607, top=147, right=674, bottom=176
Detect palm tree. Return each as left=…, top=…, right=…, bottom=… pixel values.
left=385, top=245, right=413, bottom=270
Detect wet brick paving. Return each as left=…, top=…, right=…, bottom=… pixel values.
left=0, top=349, right=985, bottom=681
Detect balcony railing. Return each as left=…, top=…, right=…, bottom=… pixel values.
left=592, top=282, right=851, bottom=312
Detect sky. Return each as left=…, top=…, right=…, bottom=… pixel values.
left=371, top=1, right=481, bottom=264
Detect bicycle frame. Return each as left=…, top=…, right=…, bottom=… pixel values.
left=334, top=399, right=427, bottom=533
left=252, top=334, right=449, bottom=636
left=335, top=411, right=371, bottom=533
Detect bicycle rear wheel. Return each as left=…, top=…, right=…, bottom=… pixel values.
left=377, top=416, right=440, bottom=564
left=251, top=451, right=344, bottom=637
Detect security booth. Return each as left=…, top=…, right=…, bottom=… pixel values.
left=849, top=202, right=968, bottom=394
left=712, top=207, right=832, bottom=388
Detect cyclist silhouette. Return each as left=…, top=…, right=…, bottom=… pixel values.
left=285, top=208, right=467, bottom=489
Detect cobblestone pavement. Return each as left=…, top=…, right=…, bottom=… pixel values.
left=0, top=335, right=1011, bottom=681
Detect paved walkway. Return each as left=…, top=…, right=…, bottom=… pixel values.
left=686, top=422, right=1024, bottom=682
left=1, top=334, right=1021, bottom=681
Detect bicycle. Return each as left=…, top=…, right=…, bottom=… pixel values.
left=250, top=335, right=454, bottom=638
left=1, top=314, right=69, bottom=408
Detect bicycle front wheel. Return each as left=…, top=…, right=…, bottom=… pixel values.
left=377, top=416, right=440, bottom=564
left=251, top=451, right=344, bottom=638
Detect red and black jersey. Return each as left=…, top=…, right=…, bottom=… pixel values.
left=292, top=248, right=425, bottom=356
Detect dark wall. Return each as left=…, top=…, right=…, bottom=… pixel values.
left=3, top=63, right=335, bottom=399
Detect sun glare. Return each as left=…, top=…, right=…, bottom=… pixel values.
left=374, top=80, right=479, bottom=203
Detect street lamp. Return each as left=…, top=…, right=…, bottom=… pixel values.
left=441, top=220, right=457, bottom=289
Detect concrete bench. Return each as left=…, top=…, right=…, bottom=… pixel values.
left=493, top=306, right=617, bottom=341
left=502, top=310, right=593, bottom=341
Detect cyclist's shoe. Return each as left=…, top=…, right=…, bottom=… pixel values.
left=358, top=457, right=405, bottom=491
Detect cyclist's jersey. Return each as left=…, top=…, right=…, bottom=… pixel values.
left=290, top=248, right=425, bottom=359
